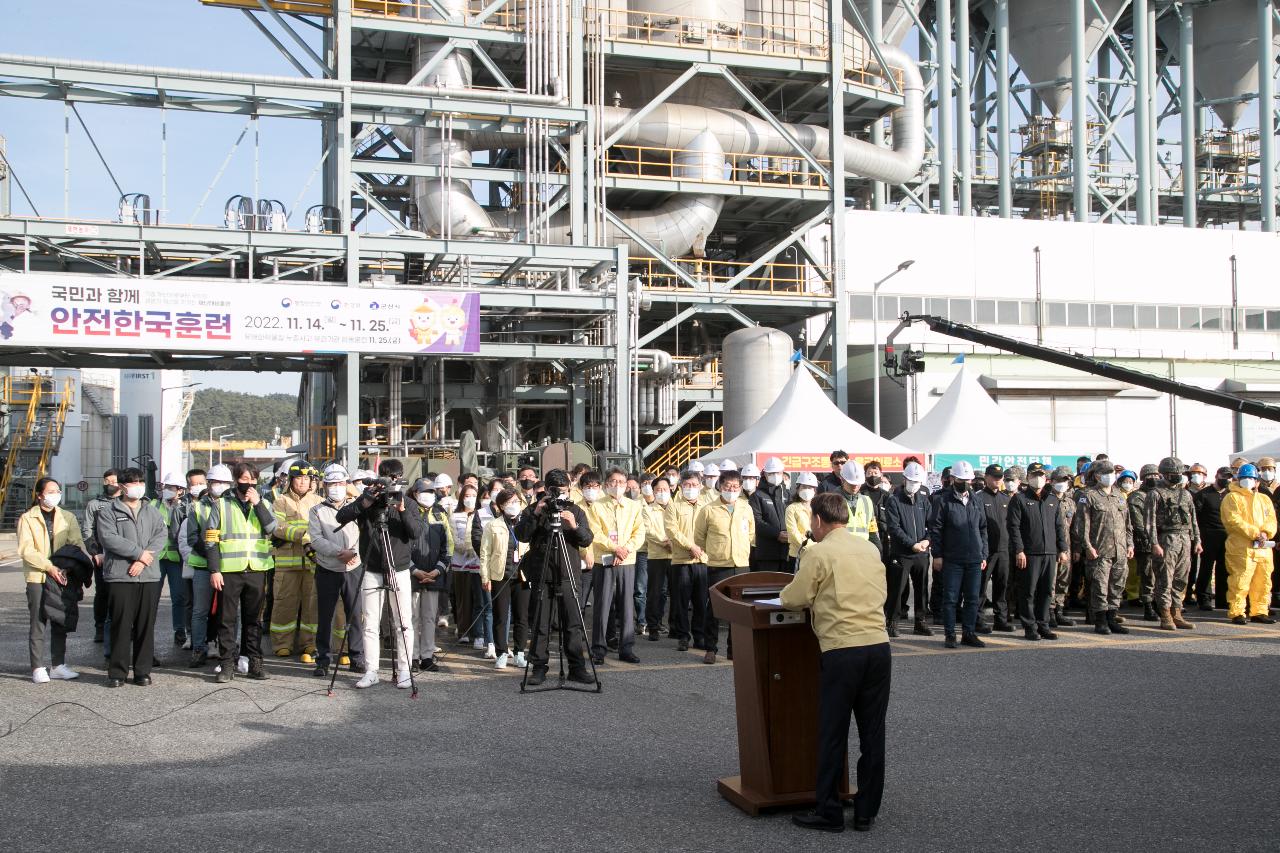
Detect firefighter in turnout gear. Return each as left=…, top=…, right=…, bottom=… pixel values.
left=1146, top=457, right=1201, bottom=631
left=269, top=462, right=323, bottom=661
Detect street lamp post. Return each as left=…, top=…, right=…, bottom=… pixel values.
left=871, top=260, right=915, bottom=436
left=218, top=433, right=235, bottom=465
left=160, top=382, right=201, bottom=473
left=208, top=423, right=229, bottom=469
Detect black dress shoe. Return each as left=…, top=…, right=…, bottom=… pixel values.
left=1038, top=628, right=1059, bottom=640
left=1249, top=615, right=1277, bottom=624
left=886, top=624, right=899, bottom=638
left=567, top=669, right=595, bottom=685
left=1230, top=615, right=1248, bottom=625
left=791, top=812, right=844, bottom=833
left=132, top=675, right=152, bottom=687
left=106, top=678, right=124, bottom=688
left=647, top=630, right=660, bottom=642
left=912, top=620, right=933, bottom=636
left=619, top=651, right=641, bottom=664
left=312, top=664, right=328, bottom=678
left=676, top=639, right=689, bottom=651
left=93, top=626, right=105, bottom=643
left=527, top=668, right=548, bottom=686
left=851, top=816, right=875, bottom=832
left=976, top=622, right=993, bottom=635
left=188, top=651, right=208, bottom=669
left=590, top=654, right=605, bottom=666
left=422, top=658, right=440, bottom=673
left=1023, top=628, right=1040, bottom=641
left=960, top=634, right=986, bottom=648
left=993, top=621, right=1015, bottom=633
left=944, top=636, right=958, bottom=649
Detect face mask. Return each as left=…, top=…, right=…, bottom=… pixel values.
left=1190, top=473, right=1206, bottom=485
left=682, top=486, right=701, bottom=501
left=503, top=501, right=521, bottom=518
left=1216, top=479, right=1231, bottom=489
left=440, top=496, right=458, bottom=513
left=766, top=473, right=785, bottom=487
left=1119, top=481, right=1135, bottom=493
left=104, top=484, right=122, bottom=497
left=416, top=492, right=436, bottom=508
left=654, top=491, right=670, bottom=506
left=1028, top=476, right=1046, bottom=491
left=210, top=483, right=230, bottom=498
left=902, top=482, right=920, bottom=495
left=878, top=481, right=892, bottom=492
left=742, top=479, right=758, bottom=495
left=1005, top=480, right=1020, bottom=493
left=1164, top=474, right=1182, bottom=486
left=606, top=485, right=625, bottom=500
left=1052, top=481, right=1069, bottom=494
left=798, top=487, right=816, bottom=501
left=125, top=484, right=146, bottom=501
left=583, top=488, right=602, bottom=503
left=327, top=485, right=347, bottom=502
left=703, top=478, right=717, bottom=490
left=189, top=484, right=206, bottom=498
left=1238, top=479, right=1257, bottom=491
left=162, top=488, right=178, bottom=502
left=40, top=492, right=62, bottom=508
left=520, top=478, right=536, bottom=491
left=641, top=484, right=653, bottom=498
left=1261, top=470, right=1277, bottom=483
left=236, top=482, right=252, bottom=496
left=463, top=495, right=477, bottom=510
left=953, top=482, right=969, bottom=494
left=720, top=489, right=741, bottom=503
left=866, top=475, right=882, bottom=488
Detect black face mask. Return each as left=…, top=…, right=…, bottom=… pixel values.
left=953, top=482, right=970, bottom=494
left=1216, top=478, right=1231, bottom=489
left=520, top=479, right=535, bottom=491
left=1143, top=477, right=1160, bottom=489
left=1164, top=474, right=1182, bottom=486
left=104, top=484, right=122, bottom=497
left=236, top=482, right=252, bottom=496
left=865, top=475, right=881, bottom=488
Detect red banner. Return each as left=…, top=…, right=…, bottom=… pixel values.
left=753, top=452, right=911, bottom=474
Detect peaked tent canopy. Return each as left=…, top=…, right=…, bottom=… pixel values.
left=701, top=366, right=917, bottom=473
left=892, top=366, right=1079, bottom=471
left=1237, top=434, right=1280, bottom=463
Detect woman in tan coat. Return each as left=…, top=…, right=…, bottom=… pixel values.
left=18, top=477, right=92, bottom=683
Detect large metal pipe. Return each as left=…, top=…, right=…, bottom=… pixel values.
left=1260, top=0, right=1277, bottom=232
left=1134, top=0, right=1152, bottom=225
left=937, top=0, right=954, bottom=214
left=1180, top=5, right=1196, bottom=228
left=1070, top=0, right=1088, bottom=222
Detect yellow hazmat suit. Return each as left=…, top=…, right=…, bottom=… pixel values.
left=1220, top=483, right=1278, bottom=619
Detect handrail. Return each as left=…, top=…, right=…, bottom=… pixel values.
left=647, top=426, right=722, bottom=475
left=0, top=379, right=46, bottom=522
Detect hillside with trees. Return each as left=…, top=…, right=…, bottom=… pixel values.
left=187, top=388, right=300, bottom=448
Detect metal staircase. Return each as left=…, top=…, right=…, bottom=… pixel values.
left=0, top=376, right=75, bottom=529
left=646, top=426, right=723, bottom=476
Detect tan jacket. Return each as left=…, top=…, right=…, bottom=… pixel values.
left=18, top=505, right=87, bottom=585
left=784, top=501, right=812, bottom=559
left=583, top=495, right=645, bottom=566
left=272, top=489, right=323, bottom=570
left=781, top=527, right=890, bottom=652
left=643, top=501, right=672, bottom=560
left=479, top=516, right=526, bottom=582
left=693, top=498, right=755, bottom=569
left=664, top=496, right=704, bottom=565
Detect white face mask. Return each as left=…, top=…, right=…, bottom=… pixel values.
left=903, top=482, right=921, bottom=495
left=1098, top=473, right=1116, bottom=488
left=877, top=480, right=892, bottom=492
left=1052, top=481, right=1069, bottom=494
left=416, top=492, right=436, bottom=508
left=797, top=487, right=816, bottom=502
left=125, top=484, right=146, bottom=501
left=583, top=488, right=602, bottom=503
left=40, top=492, right=62, bottom=508
left=654, top=491, right=670, bottom=505
left=189, top=484, right=206, bottom=498
left=502, top=501, right=521, bottom=518
left=162, top=488, right=178, bottom=502
left=742, top=478, right=758, bottom=494
left=641, top=484, right=653, bottom=498
left=682, top=486, right=701, bottom=502
left=463, top=495, right=477, bottom=510
left=1119, top=481, right=1135, bottom=493
left=720, top=489, right=741, bottom=503
left=440, top=496, right=458, bottom=513
left=1239, top=478, right=1258, bottom=491
left=606, top=485, right=625, bottom=500
left=1190, top=473, right=1206, bottom=485
left=703, top=477, right=717, bottom=489
left=1028, top=476, right=1046, bottom=491
left=766, top=473, right=785, bottom=487
left=327, top=485, right=347, bottom=502
left=210, top=483, right=230, bottom=498
left=1005, top=480, right=1020, bottom=492
left=1261, top=470, right=1277, bottom=483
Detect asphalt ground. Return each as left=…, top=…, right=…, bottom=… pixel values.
left=2, top=558, right=1279, bottom=853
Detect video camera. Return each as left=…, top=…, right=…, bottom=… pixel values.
left=361, top=476, right=407, bottom=503
left=539, top=492, right=574, bottom=532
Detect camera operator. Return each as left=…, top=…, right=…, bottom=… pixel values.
left=513, top=468, right=594, bottom=686
left=335, top=459, right=423, bottom=690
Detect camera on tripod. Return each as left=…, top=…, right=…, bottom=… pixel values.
left=362, top=476, right=407, bottom=505
left=540, top=494, right=573, bottom=532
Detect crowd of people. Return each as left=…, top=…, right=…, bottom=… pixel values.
left=18, top=448, right=1278, bottom=686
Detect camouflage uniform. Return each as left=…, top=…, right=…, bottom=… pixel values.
left=1128, top=482, right=1156, bottom=606
left=1054, top=488, right=1076, bottom=610
left=1073, top=485, right=1134, bottom=615
left=1145, top=482, right=1199, bottom=617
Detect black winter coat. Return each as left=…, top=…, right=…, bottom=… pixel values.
left=42, top=545, right=95, bottom=630
left=883, top=487, right=931, bottom=558
left=749, top=482, right=789, bottom=562
left=928, top=489, right=989, bottom=565
left=1007, top=488, right=1068, bottom=556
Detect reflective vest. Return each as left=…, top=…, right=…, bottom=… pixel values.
left=844, top=492, right=876, bottom=540
left=216, top=498, right=273, bottom=573
left=187, top=500, right=212, bottom=569
left=152, top=500, right=179, bottom=562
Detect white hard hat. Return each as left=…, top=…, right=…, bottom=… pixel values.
left=323, top=465, right=349, bottom=484
left=686, top=460, right=705, bottom=474
left=795, top=471, right=819, bottom=487
left=704, top=463, right=720, bottom=477
left=762, top=457, right=786, bottom=474
left=162, top=471, right=184, bottom=487
left=903, top=461, right=925, bottom=483
left=740, top=463, right=761, bottom=478
left=207, top=464, right=233, bottom=483
left=276, top=462, right=292, bottom=478
left=840, top=459, right=865, bottom=486
left=433, top=473, right=454, bottom=488
left=718, top=458, right=739, bottom=472
left=951, top=460, right=976, bottom=480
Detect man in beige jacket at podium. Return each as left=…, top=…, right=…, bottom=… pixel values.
left=780, top=492, right=891, bottom=834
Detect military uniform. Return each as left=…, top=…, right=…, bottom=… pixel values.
left=1145, top=479, right=1199, bottom=628
left=1053, top=487, right=1076, bottom=614
left=1127, top=481, right=1156, bottom=612
left=1073, top=484, right=1133, bottom=631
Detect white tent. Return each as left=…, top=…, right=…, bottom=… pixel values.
left=701, top=365, right=917, bottom=472
left=892, top=365, right=1077, bottom=471
left=1237, top=434, right=1280, bottom=462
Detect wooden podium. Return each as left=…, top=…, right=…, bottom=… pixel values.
left=710, top=571, right=848, bottom=815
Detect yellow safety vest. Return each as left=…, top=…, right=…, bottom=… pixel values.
left=152, top=500, right=179, bottom=562
left=843, top=492, right=876, bottom=540
left=216, top=499, right=274, bottom=573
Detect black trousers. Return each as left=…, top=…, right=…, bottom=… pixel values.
left=528, top=577, right=589, bottom=672
left=492, top=577, right=531, bottom=655
left=1196, top=534, right=1227, bottom=608
left=260, top=567, right=276, bottom=633
left=885, top=553, right=929, bottom=629
left=215, top=571, right=266, bottom=665
left=315, top=568, right=364, bottom=668
left=93, top=564, right=110, bottom=628
left=645, top=558, right=672, bottom=631
left=987, top=550, right=1011, bottom=624
left=815, top=643, right=892, bottom=823
left=107, top=581, right=162, bottom=681
left=668, top=563, right=695, bottom=641
left=1017, top=554, right=1055, bottom=630
left=700, top=566, right=738, bottom=653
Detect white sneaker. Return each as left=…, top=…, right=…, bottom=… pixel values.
left=433, top=646, right=442, bottom=655
left=395, top=669, right=412, bottom=689
left=437, top=616, right=449, bottom=629
left=236, top=656, right=250, bottom=674
left=31, top=667, right=50, bottom=684
left=50, top=664, right=79, bottom=680
left=494, top=653, right=509, bottom=670
left=472, top=638, right=485, bottom=650
left=514, top=651, right=526, bottom=668
left=355, top=669, right=380, bottom=689
left=213, top=664, right=222, bottom=674
left=483, top=642, right=497, bottom=660
left=181, top=636, right=192, bottom=650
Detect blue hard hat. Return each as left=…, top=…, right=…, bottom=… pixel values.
left=1237, top=463, right=1259, bottom=480
left=1080, top=461, right=1091, bottom=473
left=1120, top=470, right=1137, bottom=482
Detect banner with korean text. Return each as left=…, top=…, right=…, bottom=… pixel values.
left=0, top=273, right=480, bottom=355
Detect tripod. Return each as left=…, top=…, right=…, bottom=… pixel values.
left=520, top=517, right=601, bottom=694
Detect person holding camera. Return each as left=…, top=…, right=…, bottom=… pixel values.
left=336, top=459, right=424, bottom=689
left=204, top=462, right=278, bottom=683
left=513, top=468, right=594, bottom=686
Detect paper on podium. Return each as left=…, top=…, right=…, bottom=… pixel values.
left=754, top=597, right=783, bottom=607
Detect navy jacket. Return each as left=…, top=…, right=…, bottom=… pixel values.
left=927, top=488, right=989, bottom=565
left=748, top=482, right=789, bottom=562
left=884, top=486, right=931, bottom=558
left=1007, top=488, right=1068, bottom=556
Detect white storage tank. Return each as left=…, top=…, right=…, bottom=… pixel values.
left=722, top=326, right=792, bottom=442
